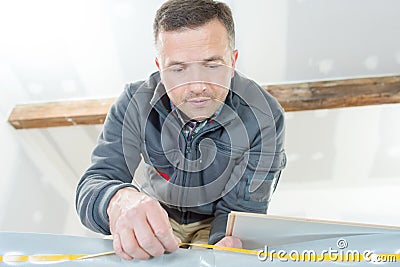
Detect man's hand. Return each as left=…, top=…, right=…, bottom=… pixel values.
left=215, top=236, right=242, bottom=248
left=107, top=187, right=180, bottom=260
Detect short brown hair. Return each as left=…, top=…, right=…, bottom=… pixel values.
left=153, top=0, right=235, bottom=50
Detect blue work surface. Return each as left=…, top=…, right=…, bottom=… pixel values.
left=0, top=232, right=399, bottom=266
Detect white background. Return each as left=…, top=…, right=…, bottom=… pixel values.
left=0, top=0, right=399, bottom=237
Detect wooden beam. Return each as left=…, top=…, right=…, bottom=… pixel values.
left=8, top=75, right=400, bottom=129
left=8, top=98, right=115, bottom=129
left=264, top=74, right=400, bottom=112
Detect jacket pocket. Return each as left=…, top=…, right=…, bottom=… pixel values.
left=246, top=173, right=277, bottom=202
left=143, top=144, right=181, bottom=169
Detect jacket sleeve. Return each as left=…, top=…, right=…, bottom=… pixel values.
left=208, top=108, right=287, bottom=244
left=75, top=84, right=142, bottom=234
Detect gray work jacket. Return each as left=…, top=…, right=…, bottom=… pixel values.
left=76, top=71, right=286, bottom=244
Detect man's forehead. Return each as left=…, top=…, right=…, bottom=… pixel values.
left=158, top=38, right=231, bottom=67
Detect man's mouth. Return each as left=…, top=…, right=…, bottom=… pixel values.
left=186, top=97, right=211, bottom=107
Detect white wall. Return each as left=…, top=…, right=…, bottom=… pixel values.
left=0, top=0, right=399, bottom=236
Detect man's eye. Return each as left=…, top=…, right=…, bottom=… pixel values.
left=206, top=64, right=221, bottom=69
left=171, top=67, right=184, bottom=72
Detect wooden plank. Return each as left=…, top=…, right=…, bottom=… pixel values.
left=226, top=211, right=400, bottom=249
left=264, top=74, right=400, bottom=112
left=7, top=74, right=400, bottom=129
left=8, top=98, right=115, bottom=129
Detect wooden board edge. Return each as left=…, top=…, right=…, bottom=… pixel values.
left=225, top=212, right=237, bottom=236
left=231, top=212, right=400, bottom=231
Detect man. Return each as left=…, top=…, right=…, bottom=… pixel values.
left=76, top=0, right=286, bottom=261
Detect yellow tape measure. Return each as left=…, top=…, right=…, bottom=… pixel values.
left=0, top=251, right=115, bottom=263
left=0, top=254, right=86, bottom=262
left=1, top=243, right=399, bottom=263
left=0, top=243, right=252, bottom=263
left=180, top=242, right=261, bottom=255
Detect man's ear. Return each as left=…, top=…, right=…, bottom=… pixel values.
left=232, top=50, right=239, bottom=67
left=231, top=50, right=239, bottom=77
left=155, top=57, right=161, bottom=70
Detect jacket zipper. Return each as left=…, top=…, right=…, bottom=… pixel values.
left=153, top=103, right=236, bottom=223
left=181, top=139, right=190, bottom=222
left=180, top=122, right=228, bottom=223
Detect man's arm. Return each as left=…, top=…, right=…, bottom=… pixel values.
left=75, top=83, right=179, bottom=260
left=75, top=84, right=142, bottom=234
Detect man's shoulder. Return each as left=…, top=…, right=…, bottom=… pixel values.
left=123, top=71, right=161, bottom=100
left=109, top=71, right=161, bottom=122
left=232, top=72, right=284, bottom=119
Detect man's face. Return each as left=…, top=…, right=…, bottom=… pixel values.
left=156, top=19, right=238, bottom=121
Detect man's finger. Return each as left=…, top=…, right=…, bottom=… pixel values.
left=215, top=236, right=242, bottom=249
left=132, top=211, right=165, bottom=257
left=113, top=233, right=133, bottom=260
left=119, top=229, right=151, bottom=260
left=146, top=204, right=179, bottom=252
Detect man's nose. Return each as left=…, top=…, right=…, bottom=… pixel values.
left=188, top=82, right=207, bottom=95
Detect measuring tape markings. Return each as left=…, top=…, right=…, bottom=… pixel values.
left=1, top=243, right=399, bottom=263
